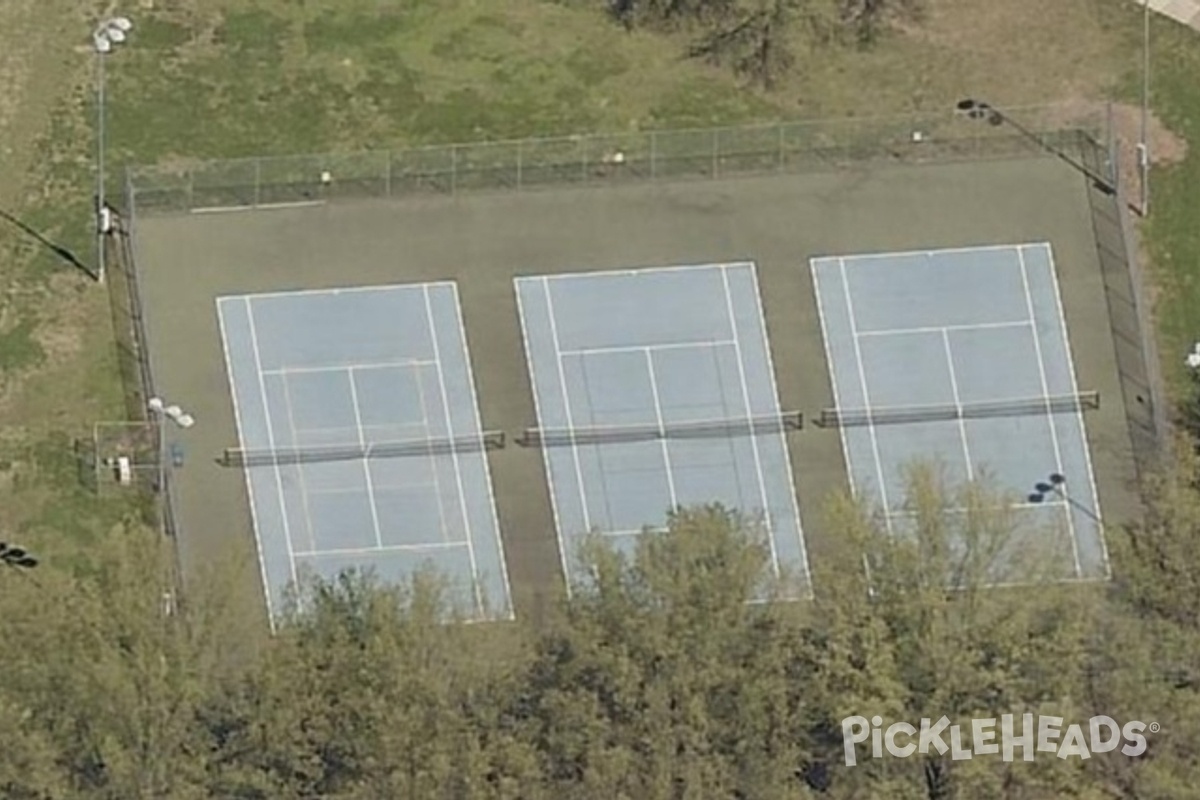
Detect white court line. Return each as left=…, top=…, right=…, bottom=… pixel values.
left=279, top=371, right=319, bottom=553
left=346, top=369, right=384, bottom=550
left=411, top=358, right=450, bottom=554
left=720, top=264, right=780, bottom=577
left=423, top=285, right=485, bottom=616
left=747, top=261, right=811, bottom=595
left=644, top=350, right=680, bottom=512
left=840, top=258, right=895, bottom=534
left=558, top=339, right=738, bottom=358
left=888, top=499, right=1069, bottom=518
left=522, top=260, right=755, bottom=284
left=216, top=299, right=277, bottom=629
left=220, top=280, right=458, bottom=303
left=449, top=281, right=514, bottom=619
left=294, top=540, right=468, bottom=559
left=820, top=243, right=1031, bottom=264
left=543, top=276, right=593, bottom=597
left=601, top=526, right=669, bottom=537
left=856, top=320, right=1032, bottom=339
left=941, top=329, right=975, bottom=482
left=262, top=358, right=437, bottom=376
left=810, top=260, right=858, bottom=494
left=243, top=298, right=300, bottom=591
left=514, top=282, right=570, bottom=596
left=1017, top=246, right=1082, bottom=578
left=1041, top=242, right=1108, bottom=579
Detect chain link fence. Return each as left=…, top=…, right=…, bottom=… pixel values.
left=126, top=103, right=1114, bottom=214
left=108, top=180, right=184, bottom=573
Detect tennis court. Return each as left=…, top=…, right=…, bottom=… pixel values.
left=811, top=243, right=1109, bottom=580
left=515, top=262, right=810, bottom=595
left=217, top=282, right=512, bottom=621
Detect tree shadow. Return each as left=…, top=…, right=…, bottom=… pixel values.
left=0, top=206, right=95, bottom=279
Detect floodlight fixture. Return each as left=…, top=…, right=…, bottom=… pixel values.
left=148, top=397, right=194, bottom=429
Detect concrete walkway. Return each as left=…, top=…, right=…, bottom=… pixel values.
left=1145, top=0, right=1200, bottom=31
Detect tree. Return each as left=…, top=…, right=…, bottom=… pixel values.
left=608, top=0, right=926, bottom=87
left=1089, top=440, right=1200, bottom=794
left=521, top=505, right=818, bottom=798
left=0, top=516, right=249, bottom=799
left=805, top=463, right=1105, bottom=798
left=205, top=569, right=544, bottom=799
left=838, top=0, right=924, bottom=44
left=688, top=0, right=802, bottom=89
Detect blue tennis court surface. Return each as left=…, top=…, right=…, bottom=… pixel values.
left=812, top=243, right=1108, bottom=581
left=516, top=262, right=810, bottom=595
left=217, top=283, right=512, bottom=621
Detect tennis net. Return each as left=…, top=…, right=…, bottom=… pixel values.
left=222, top=430, right=506, bottom=467
left=819, top=391, right=1100, bottom=428
left=520, top=411, right=802, bottom=447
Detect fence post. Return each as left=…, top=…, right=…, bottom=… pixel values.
left=712, top=129, right=719, bottom=179
left=517, top=141, right=523, bottom=191
left=650, top=132, right=657, bottom=179
left=385, top=151, right=392, bottom=198
left=580, top=136, right=588, bottom=184
left=451, top=146, right=458, bottom=196
left=778, top=123, right=785, bottom=172
left=187, top=170, right=194, bottom=211
left=254, top=158, right=261, bottom=207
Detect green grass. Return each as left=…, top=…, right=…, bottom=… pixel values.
left=104, top=0, right=780, bottom=167
left=0, top=318, right=45, bottom=374
left=1140, top=20, right=1200, bottom=394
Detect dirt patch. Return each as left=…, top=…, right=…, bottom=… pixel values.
left=1107, top=102, right=1187, bottom=213
left=1110, top=100, right=1188, bottom=164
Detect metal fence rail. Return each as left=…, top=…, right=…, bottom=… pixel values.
left=126, top=103, right=1114, bottom=214
left=115, top=175, right=183, bottom=554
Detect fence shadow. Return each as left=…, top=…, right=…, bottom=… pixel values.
left=1086, top=136, right=1167, bottom=481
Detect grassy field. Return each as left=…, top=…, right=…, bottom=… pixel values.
left=0, top=0, right=1192, bottom=589
left=1139, top=17, right=1200, bottom=392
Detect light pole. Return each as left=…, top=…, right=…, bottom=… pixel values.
left=93, top=16, right=133, bottom=285
left=1138, top=0, right=1151, bottom=216
left=147, top=397, right=194, bottom=494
